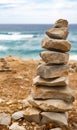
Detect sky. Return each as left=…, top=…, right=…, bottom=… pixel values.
left=0, top=0, right=77, bottom=24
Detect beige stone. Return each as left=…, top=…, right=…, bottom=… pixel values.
left=12, top=111, right=24, bottom=120
left=28, top=97, right=72, bottom=112
left=46, top=27, right=68, bottom=40
left=54, top=19, right=68, bottom=28
left=33, top=76, right=68, bottom=87
left=41, top=112, right=68, bottom=125
left=37, top=63, right=68, bottom=79
left=40, top=51, right=69, bottom=64
left=42, top=38, right=71, bottom=52
left=32, top=85, right=74, bottom=103
left=50, top=128, right=62, bottom=130
left=0, top=113, right=11, bottom=126
left=24, top=107, right=41, bottom=124
left=9, top=123, right=25, bottom=130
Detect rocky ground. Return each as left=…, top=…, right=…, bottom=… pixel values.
left=0, top=56, right=77, bottom=130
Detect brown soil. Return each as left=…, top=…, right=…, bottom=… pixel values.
left=0, top=56, right=39, bottom=101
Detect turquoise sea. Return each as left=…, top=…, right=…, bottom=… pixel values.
left=0, top=24, right=77, bottom=60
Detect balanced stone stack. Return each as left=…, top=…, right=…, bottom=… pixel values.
left=24, top=19, right=74, bottom=130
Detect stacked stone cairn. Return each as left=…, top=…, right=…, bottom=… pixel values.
left=24, top=19, right=75, bottom=130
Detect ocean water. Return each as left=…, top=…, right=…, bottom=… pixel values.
left=0, top=24, right=77, bottom=60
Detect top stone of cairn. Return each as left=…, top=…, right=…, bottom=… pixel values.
left=54, top=19, right=68, bottom=28
left=46, top=19, right=69, bottom=40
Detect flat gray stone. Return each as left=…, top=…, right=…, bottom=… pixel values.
left=12, top=111, right=24, bottom=120
left=28, top=97, right=72, bottom=112
left=41, top=112, right=68, bottom=125
left=42, top=38, right=71, bottom=52
left=46, top=27, right=68, bottom=40
left=0, top=113, right=11, bottom=126
left=37, top=63, right=68, bottom=79
left=9, top=122, right=25, bottom=130
left=24, top=107, right=41, bottom=124
left=32, top=85, right=74, bottom=103
left=33, top=76, right=68, bottom=87
left=40, top=51, right=69, bottom=64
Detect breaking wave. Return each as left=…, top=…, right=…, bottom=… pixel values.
left=0, top=34, right=34, bottom=41
left=0, top=45, right=8, bottom=51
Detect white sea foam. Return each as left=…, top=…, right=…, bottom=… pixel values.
left=0, top=46, right=8, bottom=51
left=8, top=32, right=21, bottom=35
left=0, top=34, right=34, bottom=40
left=70, top=55, right=77, bottom=60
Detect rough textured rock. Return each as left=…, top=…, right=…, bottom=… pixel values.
left=41, top=112, right=68, bottom=125
left=28, top=97, right=72, bottom=112
left=24, top=107, right=41, bottom=124
left=9, top=122, right=26, bottom=130
left=12, top=111, right=24, bottom=120
left=37, top=63, right=68, bottom=79
left=42, top=38, right=71, bottom=52
left=0, top=113, right=11, bottom=126
left=50, top=128, right=62, bottom=130
left=54, top=19, right=68, bottom=28
left=40, top=51, right=69, bottom=64
left=46, top=27, right=68, bottom=40
left=33, top=76, right=68, bottom=87
left=32, top=85, right=74, bottom=102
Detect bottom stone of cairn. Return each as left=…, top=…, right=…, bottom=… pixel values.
left=24, top=106, right=69, bottom=127
left=28, top=96, right=73, bottom=112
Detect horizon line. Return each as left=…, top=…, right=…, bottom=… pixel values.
left=0, top=23, right=76, bottom=24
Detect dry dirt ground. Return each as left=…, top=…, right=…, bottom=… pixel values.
left=0, top=56, right=77, bottom=129
left=0, top=56, right=39, bottom=101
